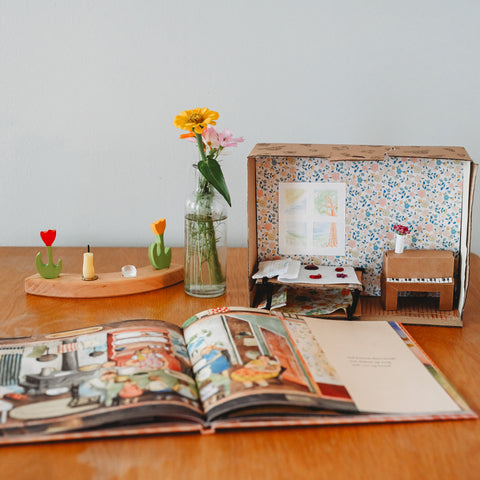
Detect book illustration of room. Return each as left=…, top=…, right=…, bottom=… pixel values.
left=184, top=312, right=354, bottom=415
left=0, top=324, right=200, bottom=426
left=247, top=144, right=477, bottom=326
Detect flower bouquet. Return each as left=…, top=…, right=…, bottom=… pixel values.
left=174, top=108, right=243, bottom=297
left=393, top=224, right=410, bottom=253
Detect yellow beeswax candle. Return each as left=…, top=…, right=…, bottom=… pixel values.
left=83, top=252, right=95, bottom=280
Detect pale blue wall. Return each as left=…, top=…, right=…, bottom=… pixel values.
left=1, top=0, right=479, bottom=255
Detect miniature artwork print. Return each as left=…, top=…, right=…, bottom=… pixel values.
left=279, top=183, right=346, bottom=256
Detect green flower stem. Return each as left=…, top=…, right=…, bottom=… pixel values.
left=195, top=132, right=208, bottom=163
left=186, top=210, right=224, bottom=286
left=47, top=245, right=54, bottom=265
left=156, top=234, right=165, bottom=255
left=200, top=214, right=223, bottom=285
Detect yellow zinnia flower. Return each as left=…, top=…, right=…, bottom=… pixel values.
left=173, top=108, right=219, bottom=134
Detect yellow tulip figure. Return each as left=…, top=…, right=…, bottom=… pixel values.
left=148, top=219, right=172, bottom=270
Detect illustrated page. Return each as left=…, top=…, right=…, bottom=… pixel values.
left=183, top=309, right=356, bottom=419
left=0, top=320, right=203, bottom=436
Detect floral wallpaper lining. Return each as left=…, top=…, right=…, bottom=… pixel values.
left=255, top=156, right=466, bottom=296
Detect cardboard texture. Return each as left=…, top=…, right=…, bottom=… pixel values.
left=383, top=250, right=454, bottom=278
left=247, top=144, right=477, bottom=326
left=381, top=250, right=455, bottom=312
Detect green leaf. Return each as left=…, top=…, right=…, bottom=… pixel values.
left=198, top=158, right=232, bottom=206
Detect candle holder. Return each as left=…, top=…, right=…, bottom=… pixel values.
left=26, top=221, right=183, bottom=298
left=25, top=264, right=184, bottom=298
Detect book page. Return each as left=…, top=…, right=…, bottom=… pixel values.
left=0, top=319, right=204, bottom=439
left=183, top=308, right=357, bottom=420
left=304, top=319, right=461, bottom=414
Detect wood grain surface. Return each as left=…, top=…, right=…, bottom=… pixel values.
left=24, top=263, right=185, bottom=298
left=1, top=247, right=479, bottom=480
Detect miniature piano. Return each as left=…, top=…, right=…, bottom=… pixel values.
left=381, top=250, right=455, bottom=311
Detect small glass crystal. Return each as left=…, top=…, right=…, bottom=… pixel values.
left=121, top=265, right=137, bottom=278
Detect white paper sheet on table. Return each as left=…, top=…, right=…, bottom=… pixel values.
left=279, top=265, right=361, bottom=285
left=252, top=259, right=301, bottom=280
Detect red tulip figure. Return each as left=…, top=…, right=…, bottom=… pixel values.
left=36, top=230, right=63, bottom=279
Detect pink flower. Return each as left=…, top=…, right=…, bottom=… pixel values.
left=183, top=125, right=244, bottom=150
left=203, top=125, right=244, bottom=149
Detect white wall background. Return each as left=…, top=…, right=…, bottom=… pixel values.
left=1, top=0, right=479, bottom=255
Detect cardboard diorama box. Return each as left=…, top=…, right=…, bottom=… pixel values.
left=247, top=144, right=477, bottom=326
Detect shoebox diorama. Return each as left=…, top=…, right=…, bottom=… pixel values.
left=247, top=144, right=477, bottom=326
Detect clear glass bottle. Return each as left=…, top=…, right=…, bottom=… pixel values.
left=184, top=165, right=227, bottom=297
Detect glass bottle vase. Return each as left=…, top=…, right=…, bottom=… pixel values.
left=184, top=165, right=227, bottom=297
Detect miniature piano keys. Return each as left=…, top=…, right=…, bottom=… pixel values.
left=387, top=277, right=453, bottom=284
left=381, top=250, right=455, bottom=311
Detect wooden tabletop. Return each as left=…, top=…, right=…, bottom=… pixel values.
left=1, top=247, right=479, bottom=480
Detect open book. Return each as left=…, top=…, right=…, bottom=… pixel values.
left=0, top=307, right=475, bottom=444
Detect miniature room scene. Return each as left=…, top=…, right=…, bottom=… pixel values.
left=248, top=144, right=476, bottom=326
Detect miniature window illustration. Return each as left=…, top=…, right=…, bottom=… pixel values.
left=279, top=183, right=346, bottom=257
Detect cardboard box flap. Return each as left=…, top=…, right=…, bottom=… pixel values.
left=248, top=143, right=332, bottom=158
left=247, top=143, right=386, bottom=160
left=248, top=144, right=472, bottom=162
left=387, top=146, right=471, bottom=161
left=328, top=145, right=388, bottom=161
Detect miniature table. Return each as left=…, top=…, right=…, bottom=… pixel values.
left=381, top=250, right=455, bottom=311
left=256, top=269, right=363, bottom=320
left=1, top=247, right=480, bottom=480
